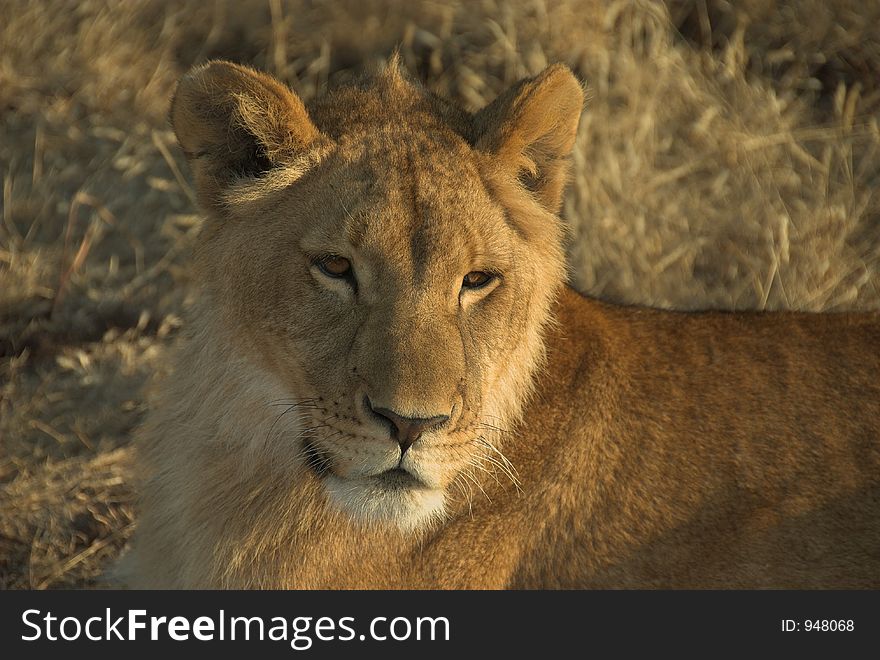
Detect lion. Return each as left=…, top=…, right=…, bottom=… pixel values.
left=119, top=58, right=880, bottom=589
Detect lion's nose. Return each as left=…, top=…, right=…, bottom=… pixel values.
left=367, top=399, right=450, bottom=453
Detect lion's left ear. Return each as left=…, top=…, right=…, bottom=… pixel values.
left=171, top=60, right=329, bottom=215
left=474, top=64, right=584, bottom=213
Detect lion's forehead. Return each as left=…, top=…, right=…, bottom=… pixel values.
left=346, top=128, right=485, bottom=201
left=328, top=129, right=510, bottom=283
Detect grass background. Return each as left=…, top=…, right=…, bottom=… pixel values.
left=1, top=0, right=878, bottom=588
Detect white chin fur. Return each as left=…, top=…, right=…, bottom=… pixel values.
left=324, top=475, right=447, bottom=532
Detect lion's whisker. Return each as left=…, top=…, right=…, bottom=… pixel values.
left=476, top=435, right=521, bottom=477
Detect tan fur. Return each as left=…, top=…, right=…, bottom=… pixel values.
left=120, top=59, right=880, bottom=589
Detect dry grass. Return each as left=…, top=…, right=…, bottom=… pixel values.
left=1, top=0, right=878, bottom=589
left=668, top=0, right=880, bottom=115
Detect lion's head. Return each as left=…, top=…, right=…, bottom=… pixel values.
left=170, top=58, right=583, bottom=530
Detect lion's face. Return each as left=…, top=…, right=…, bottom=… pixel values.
left=171, top=60, right=582, bottom=530
left=230, top=130, right=555, bottom=529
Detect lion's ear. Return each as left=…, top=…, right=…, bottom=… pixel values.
left=171, top=60, right=327, bottom=212
left=474, top=64, right=584, bottom=213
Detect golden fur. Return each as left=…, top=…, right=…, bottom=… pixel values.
left=120, top=59, right=880, bottom=588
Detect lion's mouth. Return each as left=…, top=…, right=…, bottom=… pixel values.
left=303, top=441, right=427, bottom=490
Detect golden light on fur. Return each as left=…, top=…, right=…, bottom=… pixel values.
left=112, top=57, right=880, bottom=589
left=118, top=58, right=581, bottom=587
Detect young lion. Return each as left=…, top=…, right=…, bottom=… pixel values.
left=121, top=58, right=880, bottom=589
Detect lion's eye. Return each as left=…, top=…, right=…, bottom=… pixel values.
left=316, top=255, right=352, bottom=279
left=461, top=271, right=495, bottom=290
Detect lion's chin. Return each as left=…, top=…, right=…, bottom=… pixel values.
left=323, top=472, right=447, bottom=533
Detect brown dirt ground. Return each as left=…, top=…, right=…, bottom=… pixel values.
left=1, top=0, right=878, bottom=589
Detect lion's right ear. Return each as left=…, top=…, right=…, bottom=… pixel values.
left=171, top=61, right=328, bottom=213
left=473, top=64, right=584, bottom=214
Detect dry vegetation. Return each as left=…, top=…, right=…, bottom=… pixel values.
left=1, top=0, right=878, bottom=589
